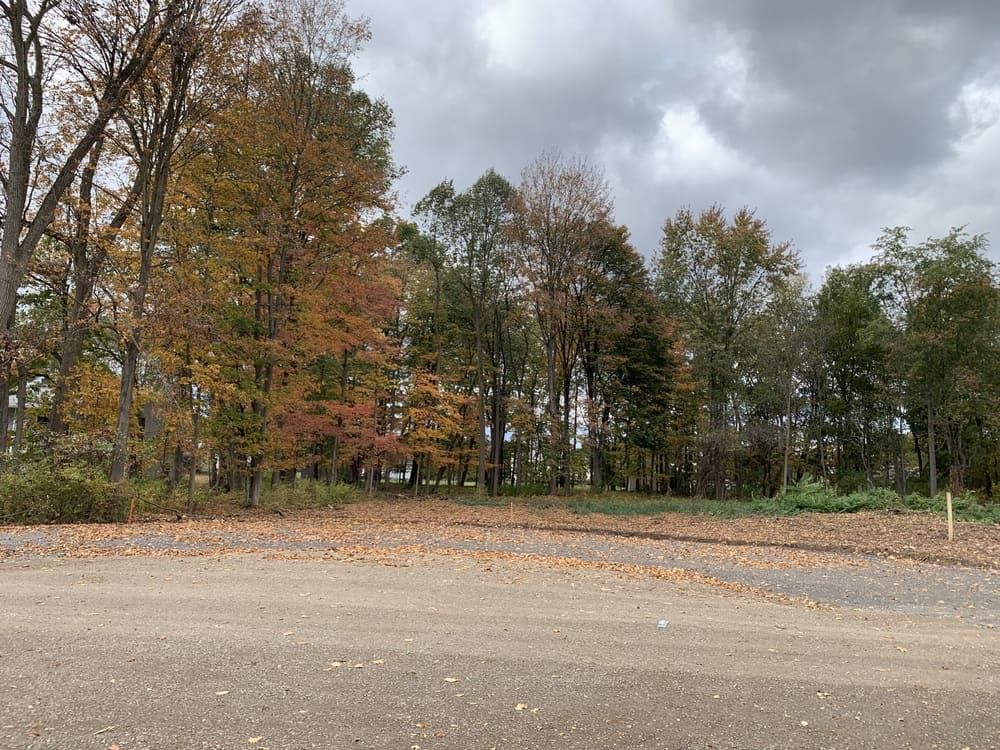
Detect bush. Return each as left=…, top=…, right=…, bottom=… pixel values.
left=900, top=491, right=1000, bottom=524
left=0, top=464, right=125, bottom=524
left=570, top=496, right=677, bottom=516
left=573, top=484, right=1000, bottom=523
left=261, top=479, right=359, bottom=510
left=781, top=480, right=898, bottom=514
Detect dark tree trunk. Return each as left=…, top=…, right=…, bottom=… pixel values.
left=13, top=366, right=27, bottom=452
left=927, top=400, right=938, bottom=498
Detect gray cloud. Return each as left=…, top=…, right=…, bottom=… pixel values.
left=349, top=0, right=1000, bottom=277
left=695, top=2, right=1000, bottom=181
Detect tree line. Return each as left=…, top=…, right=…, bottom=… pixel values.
left=2, top=0, right=997, bottom=505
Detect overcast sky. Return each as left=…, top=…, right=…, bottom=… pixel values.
left=346, top=0, right=1000, bottom=279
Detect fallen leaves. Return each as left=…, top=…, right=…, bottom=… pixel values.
left=0, top=500, right=996, bottom=569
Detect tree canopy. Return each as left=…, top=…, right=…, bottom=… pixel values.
left=1, top=2, right=997, bottom=504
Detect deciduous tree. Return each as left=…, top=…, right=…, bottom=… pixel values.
left=655, top=206, right=798, bottom=499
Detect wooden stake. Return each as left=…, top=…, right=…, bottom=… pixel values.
left=946, top=490, right=953, bottom=542
left=127, top=497, right=136, bottom=525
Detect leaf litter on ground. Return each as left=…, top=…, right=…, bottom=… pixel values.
left=1, top=498, right=996, bottom=576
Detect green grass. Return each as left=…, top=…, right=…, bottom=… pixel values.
left=444, top=478, right=1000, bottom=524
left=570, top=496, right=695, bottom=517
left=892, top=491, right=1000, bottom=523
left=573, top=486, right=998, bottom=523
left=260, top=480, right=360, bottom=510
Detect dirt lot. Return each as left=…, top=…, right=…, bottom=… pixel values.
left=0, top=502, right=997, bottom=749
left=5, top=499, right=996, bottom=568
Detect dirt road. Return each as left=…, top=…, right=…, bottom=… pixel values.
left=1, top=530, right=998, bottom=749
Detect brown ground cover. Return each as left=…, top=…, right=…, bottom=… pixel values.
left=3, top=497, right=996, bottom=569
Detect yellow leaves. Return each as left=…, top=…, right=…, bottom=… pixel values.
left=404, top=368, right=474, bottom=462
left=62, top=362, right=120, bottom=435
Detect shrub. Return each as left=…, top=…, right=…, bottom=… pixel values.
left=261, top=479, right=359, bottom=510
left=0, top=464, right=125, bottom=524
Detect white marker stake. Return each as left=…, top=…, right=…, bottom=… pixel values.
left=946, top=490, right=954, bottom=542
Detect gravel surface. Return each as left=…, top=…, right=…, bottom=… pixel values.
left=1, top=509, right=998, bottom=749
left=1, top=514, right=997, bottom=627
left=1, top=553, right=998, bottom=749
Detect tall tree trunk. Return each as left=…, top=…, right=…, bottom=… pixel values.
left=584, top=362, right=602, bottom=492
left=0, top=376, right=7, bottom=454
left=927, top=400, right=938, bottom=498
left=49, top=142, right=102, bottom=434
left=561, top=368, right=572, bottom=495
left=248, top=456, right=264, bottom=506
left=109, top=4, right=199, bottom=480
left=110, top=341, right=141, bottom=481
left=474, top=305, right=487, bottom=493
left=490, top=371, right=504, bottom=497
left=13, top=365, right=27, bottom=453
left=912, top=429, right=923, bottom=475
left=188, top=398, right=200, bottom=512
left=705, top=397, right=727, bottom=501
left=946, top=423, right=966, bottom=494
left=545, top=340, right=558, bottom=495
left=782, top=372, right=793, bottom=494
left=895, top=403, right=906, bottom=496
left=50, top=142, right=141, bottom=434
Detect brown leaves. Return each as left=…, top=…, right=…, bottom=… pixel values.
left=1, top=500, right=997, bottom=572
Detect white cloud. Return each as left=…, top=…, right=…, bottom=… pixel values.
left=649, top=104, right=749, bottom=181
left=950, top=77, right=1000, bottom=140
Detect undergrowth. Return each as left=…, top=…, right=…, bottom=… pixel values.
left=449, top=477, right=1000, bottom=524
left=259, top=481, right=360, bottom=510
left=0, top=463, right=126, bottom=524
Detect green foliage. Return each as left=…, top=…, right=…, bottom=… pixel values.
left=260, top=480, right=360, bottom=510
left=0, top=463, right=125, bottom=524
left=473, top=479, right=1000, bottom=524
left=570, top=496, right=678, bottom=516
left=779, top=480, right=897, bottom=514
left=0, top=432, right=127, bottom=523
left=896, top=491, right=1000, bottom=523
